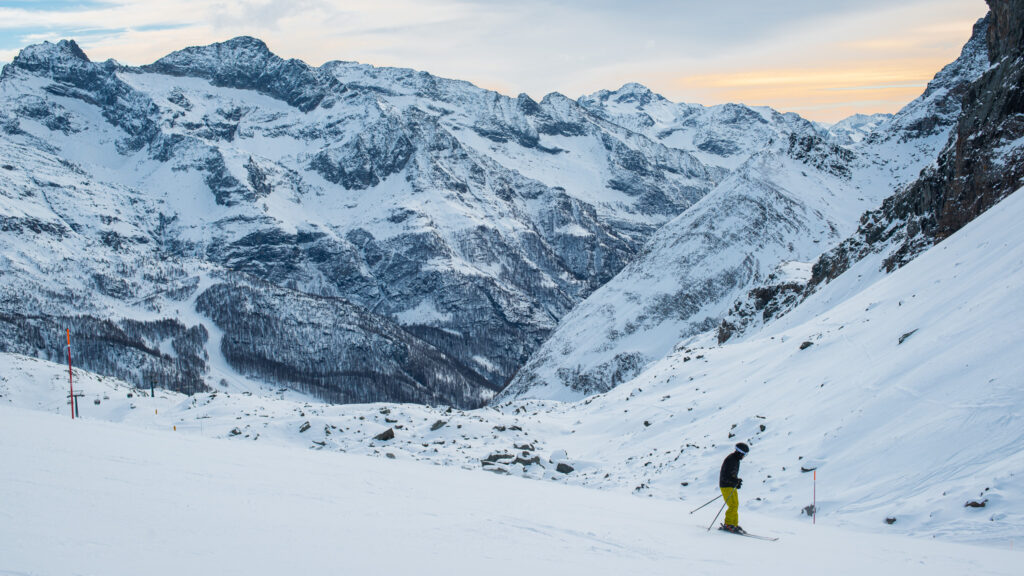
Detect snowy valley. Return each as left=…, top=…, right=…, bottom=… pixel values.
left=2, top=0, right=1024, bottom=574
left=2, top=182, right=1022, bottom=572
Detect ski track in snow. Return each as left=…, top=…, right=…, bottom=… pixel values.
left=0, top=405, right=1018, bottom=576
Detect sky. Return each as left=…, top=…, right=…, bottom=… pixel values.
left=0, top=0, right=990, bottom=123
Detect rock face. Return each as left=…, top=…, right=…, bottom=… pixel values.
left=0, top=36, right=788, bottom=407
left=810, top=6, right=1021, bottom=287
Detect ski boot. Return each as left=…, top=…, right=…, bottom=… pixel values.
left=720, top=523, right=747, bottom=535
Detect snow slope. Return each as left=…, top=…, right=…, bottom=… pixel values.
left=1, top=405, right=1018, bottom=576
left=3, top=187, right=1022, bottom=553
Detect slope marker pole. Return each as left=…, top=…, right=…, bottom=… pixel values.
left=66, top=329, right=75, bottom=419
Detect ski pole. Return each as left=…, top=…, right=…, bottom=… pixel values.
left=689, top=494, right=722, bottom=514
left=707, top=501, right=726, bottom=531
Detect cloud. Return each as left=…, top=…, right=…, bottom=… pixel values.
left=0, top=0, right=991, bottom=122
left=0, top=48, right=18, bottom=64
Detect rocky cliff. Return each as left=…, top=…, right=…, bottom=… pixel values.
left=810, top=5, right=1021, bottom=287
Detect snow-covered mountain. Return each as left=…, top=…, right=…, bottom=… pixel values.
left=578, top=82, right=818, bottom=171
left=502, top=14, right=992, bottom=400
left=4, top=180, right=1022, bottom=548
left=811, top=9, right=1024, bottom=283
left=1, top=36, right=770, bottom=406
left=825, top=113, right=892, bottom=146
left=0, top=5, right=1013, bottom=417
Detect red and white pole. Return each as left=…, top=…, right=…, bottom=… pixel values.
left=66, top=329, right=74, bottom=419
left=813, top=469, right=817, bottom=525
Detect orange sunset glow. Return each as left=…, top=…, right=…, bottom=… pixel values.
left=0, top=0, right=990, bottom=123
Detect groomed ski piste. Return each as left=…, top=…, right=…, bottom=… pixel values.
left=1, top=407, right=1017, bottom=576
left=2, top=189, right=1023, bottom=575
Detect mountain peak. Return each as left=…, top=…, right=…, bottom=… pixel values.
left=146, top=36, right=278, bottom=73
left=615, top=82, right=653, bottom=94
left=1, top=38, right=124, bottom=92
left=143, top=36, right=333, bottom=112
left=580, top=82, right=666, bottom=108
left=611, top=82, right=666, bottom=105
left=8, top=39, right=91, bottom=73
left=219, top=35, right=271, bottom=51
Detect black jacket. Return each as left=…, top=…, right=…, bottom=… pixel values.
left=719, top=451, right=743, bottom=488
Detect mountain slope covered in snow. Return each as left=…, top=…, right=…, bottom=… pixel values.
left=502, top=14, right=992, bottom=400
left=0, top=36, right=758, bottom=406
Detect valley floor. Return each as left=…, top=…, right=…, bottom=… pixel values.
left=1, top=405, right=1019, bottom=576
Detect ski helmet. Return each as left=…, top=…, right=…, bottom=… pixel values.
left=735, top=442, right=750, bottom=455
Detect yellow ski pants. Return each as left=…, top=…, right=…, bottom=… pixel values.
left=721, top=487, right=740, bottom=526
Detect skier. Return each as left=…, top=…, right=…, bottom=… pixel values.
left=719, top=442, right=749, bottom=534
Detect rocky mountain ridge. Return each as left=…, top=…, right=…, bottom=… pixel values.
left=809, top=5, right=1021, bottom=287
left=0, top=35, right=817, bottom=406
left=502, top=13, right=995, bottom=400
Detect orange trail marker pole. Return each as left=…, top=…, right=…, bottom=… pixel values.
left=66, top=329, right=74, bottom=419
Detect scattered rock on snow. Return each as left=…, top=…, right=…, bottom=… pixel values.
left=898, top=329, right=919, bottom=345
left=800, top=341, right=814, bottom=350
left=885, top=517, right=897, bottom=525
left=481, top=452, right=514, bottom=464
left=482, top=464, right=510, bottom=475
left=556, top=463, right=575, bottom=474
left=515, top=454, right=542, bottom=466
left=374, top=428, right=395, bottom=441
left=964, top=499, right=988, bottom=508
left=430, top=420, right=447, bottom=431
left=299, top=421, right=311, bottom=433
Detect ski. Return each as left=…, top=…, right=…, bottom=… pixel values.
left=718, top=526, right=779, bottom=541
left=734, top=532, right=779, bottom=541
